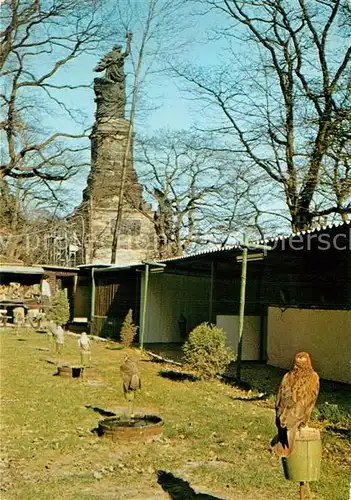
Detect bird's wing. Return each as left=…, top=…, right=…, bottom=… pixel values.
left=310, top=371, right=320, bottom=403
left=277, top=370, right=319, bottom=429
left=120, top=359, right=140, bottom=390
left=276, top=372, right=294, bottom=420
left=120, top=364, right=131, bottom=391
left=130, top=373, right=140, bottom=391
left=274, top=372, right=294, bottom=450
left=294, top=370, right=320, bottom=425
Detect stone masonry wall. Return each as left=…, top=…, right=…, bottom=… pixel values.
left=81, top=118, right=156, bottom=264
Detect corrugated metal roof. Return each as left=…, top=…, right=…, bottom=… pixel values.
left=95, top=264, right=138, bottom=273
left=77, top=263, right=112, bottom=268
left=254, top=219, right=350, bottom=245
left=158, top=219, right=351, bottom=263
left=75, top=219, right=350, bottom=271
left=42, top=264, right=78, bottom=271
left=0, top=266, right=44, bottom=274
left=157, top=244, right=240, bottom=263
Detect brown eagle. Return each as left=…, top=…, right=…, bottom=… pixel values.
left=120, top=354, right=141, bottom=418
left=270, top=351, right=320, bottom=457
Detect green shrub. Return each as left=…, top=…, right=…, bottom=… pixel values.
left=120, top=309, right=138, bottom=348
left=46, top=290, right=70, bottom=326
left=182, top=322, right=234, bottom=379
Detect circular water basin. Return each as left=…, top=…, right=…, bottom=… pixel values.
left=98, top=414, right=164, bottom=441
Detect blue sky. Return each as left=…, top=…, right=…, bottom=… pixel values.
left=44, top=4, right=228, bottom=129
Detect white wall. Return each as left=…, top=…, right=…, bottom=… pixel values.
left=216, top=315, right=261, bottom=360
left=267, top=307, right=351, bottom=384
left=142, top=273, right=211, bottom=343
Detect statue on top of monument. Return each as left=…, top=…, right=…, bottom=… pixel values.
left=93, top=32, right=132, bottom=120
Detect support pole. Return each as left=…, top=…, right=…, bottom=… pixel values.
left=90, top=267, right=95, bottom=335
left=236, top=234, right=248, bottom=381
left=140, top=263, right=150, bottom=350
left=72, top=274, right=78, bottom=323
left=209, top=261, right=215, bottom=322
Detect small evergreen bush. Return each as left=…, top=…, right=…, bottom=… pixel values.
left=46, top=290, right=70, bottom=326
left=182, top=322, right=234, bottom=379
left=120, top=309, right=138, bottom=348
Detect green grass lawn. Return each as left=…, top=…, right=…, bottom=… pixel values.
left=1, top=329, right=350, bottom=499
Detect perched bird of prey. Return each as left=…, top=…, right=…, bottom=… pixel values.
left=271, top=351, right=320, bottom=457
left=120, top=354, right=141, bottom=418
left=78, top=332, right=91, bottom=372
left=78, top=332, right=90, bottom=351
left=47, top=321, right=64, bottom=357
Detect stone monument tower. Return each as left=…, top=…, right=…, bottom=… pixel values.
left=80, top=37, right=155, bottom=264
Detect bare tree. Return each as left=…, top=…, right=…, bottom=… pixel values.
left=126, top=131, right=259, bottom=257
left=0, top=0, right=107, bottom=182
left=316, top=117, right=351, bottom=222
left=0, top=173, right=83, bottom=264
left=174, top=0, right=351, bottom=231
left=0, top=0, right=112, bottom=261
